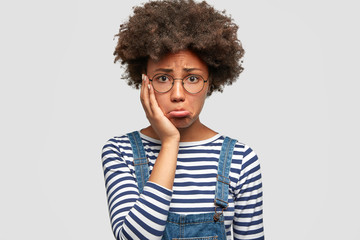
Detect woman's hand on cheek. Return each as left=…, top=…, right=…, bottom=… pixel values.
left=140, top=74, right=180, bottom=143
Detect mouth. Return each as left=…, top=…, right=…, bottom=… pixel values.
left=167, top=110, right=191, bottom=118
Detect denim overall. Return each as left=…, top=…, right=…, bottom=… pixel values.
left=127, top=131, right=237, bottom=240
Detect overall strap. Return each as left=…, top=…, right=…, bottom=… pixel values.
left=127, top=131, right=149, bottom=194
left=214, top=136, right=237, bottom=209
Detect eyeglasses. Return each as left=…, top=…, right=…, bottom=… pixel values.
left=148, top=73, right=208, bottom=94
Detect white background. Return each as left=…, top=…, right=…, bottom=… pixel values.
left=1, top=0, right=359, bottom=239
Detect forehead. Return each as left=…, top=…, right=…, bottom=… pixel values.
left=147, top=50, right=208, bottom=72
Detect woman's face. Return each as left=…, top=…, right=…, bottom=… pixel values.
left=146, top=50, right=209, bottom=129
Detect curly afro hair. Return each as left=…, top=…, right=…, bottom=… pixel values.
left=114, top=0, right=244, bottom=95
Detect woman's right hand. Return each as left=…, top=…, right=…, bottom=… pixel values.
left=140, top=74, right=180, bottom=144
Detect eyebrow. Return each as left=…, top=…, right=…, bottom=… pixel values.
left=184, top=68, right=202, bottom=72
left=154, top=68, right=172, bottom=73
left=153, top=68, right=203, bottom=73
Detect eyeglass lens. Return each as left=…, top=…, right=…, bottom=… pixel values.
left=151, top=74, right=205, bottom=93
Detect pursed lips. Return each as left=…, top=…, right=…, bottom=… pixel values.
left=167, top=109, right=191, bottom=118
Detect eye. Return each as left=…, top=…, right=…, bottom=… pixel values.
left=186, top=75, right=200, bottom=84
left=154, top=75, right=170, bottom=83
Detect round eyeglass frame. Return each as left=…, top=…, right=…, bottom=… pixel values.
left=148, top=73, right=208, bottom=94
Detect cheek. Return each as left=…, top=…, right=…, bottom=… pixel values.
left=190, top=95, right=207, bottom=111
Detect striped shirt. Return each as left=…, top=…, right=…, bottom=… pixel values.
left=102, top=132, right=264, bottom=240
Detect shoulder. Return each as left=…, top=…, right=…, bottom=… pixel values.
left=101, top=132, right=138, bottom=162
left=101, top=132, right=139, bottom=172
left=220, top=137, right=262, bottom=191
left=102, top=130, right=159, bottom=156
left=102, top=133, right=130, bottom=151
left=220, top=135, right=258, bottom=157
left=220, top=135, right=260, bottom=170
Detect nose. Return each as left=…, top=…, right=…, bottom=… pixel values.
left=170, top=79, right=185, bottom=102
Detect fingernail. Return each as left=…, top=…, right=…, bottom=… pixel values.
left=148, top=84, right=151, bottom=90
left=142, top=74, right=145, bottom=81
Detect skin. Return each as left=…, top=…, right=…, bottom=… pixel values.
left=139, top=50, right=217, bottom=190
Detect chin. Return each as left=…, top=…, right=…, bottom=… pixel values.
left=170, top=117, right=196, bottom=129
left=173, top=122, right=192, bottom=129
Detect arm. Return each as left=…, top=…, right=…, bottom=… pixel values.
left=233, top=145, right=265, bottom=240
left=140, top=74, right=179, bottom=190
left=102, top=139, right=173, bottom=240
left=102, top=75, right=179, bottom=239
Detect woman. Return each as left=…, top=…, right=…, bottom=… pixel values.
left=102, top=0, right=264, bottom=239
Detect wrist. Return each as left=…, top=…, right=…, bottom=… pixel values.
left=161, top=137, right=180, bottom=147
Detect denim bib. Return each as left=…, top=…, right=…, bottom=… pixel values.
left=127, top=131, right=237, bottom=240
